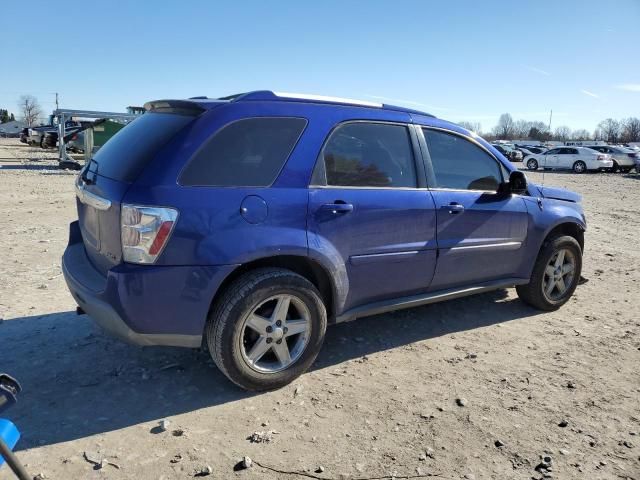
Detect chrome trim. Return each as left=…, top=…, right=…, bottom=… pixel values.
left=350, top=250, right=423, bottom=265
left=449, top=241, right=522, bottom=251
left=428, top=187, right=504, bottom=195
left=75, top=180, right=112, bottom=211
left=309, top=185, right=425, bottom=191
left=352, top=250, right=420, bottom=259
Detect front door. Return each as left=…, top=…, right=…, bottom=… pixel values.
left=420, top=128, right=529, bottom=290
left=543, top=148, right=561, bottom=168
left=307, top=122, right=438, bottom=312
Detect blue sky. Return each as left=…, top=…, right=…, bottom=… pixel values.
left=2, top=0, right=638, bottom=132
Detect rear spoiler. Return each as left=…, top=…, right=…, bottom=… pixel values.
left=143, top=99, right=206, bottom=116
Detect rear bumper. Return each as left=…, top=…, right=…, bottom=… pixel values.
left=62, top=221, right=237, bottom=347
left=589, top=160, right=613, bottom=170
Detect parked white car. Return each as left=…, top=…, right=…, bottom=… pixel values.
left=584, top=145, right=637, bottom=173
left=524, top=146, right=613, bottom=173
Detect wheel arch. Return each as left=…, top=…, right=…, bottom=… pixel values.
left=208, top=255, right=337, bottom=326
left=542, top=221, right=585, bottom=252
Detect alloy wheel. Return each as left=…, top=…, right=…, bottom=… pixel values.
left=239, top=294, right=311, bottom=373
left=542, top=248, right=576, bottom=301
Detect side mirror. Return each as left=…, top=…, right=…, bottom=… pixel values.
left=508, top=170, right=527, bottom=195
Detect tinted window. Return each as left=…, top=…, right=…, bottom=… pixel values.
left=92, top=113, right=194, bottom=182
left=423, top=129, right=503, bottom=191
left=319, top=123, right=416, bottom=188
left=180, top=117, right=306, bottom=187
left=557, top=148, right=576, bottom=154
left=545, top=148, right=559, bottom=155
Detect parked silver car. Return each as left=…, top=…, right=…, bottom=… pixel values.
left=585, top=145, right=637, bottom=173
left=525, top=146, right=613, bottom=173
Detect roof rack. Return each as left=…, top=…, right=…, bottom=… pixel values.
left=210, top=90, right=435, bottom=117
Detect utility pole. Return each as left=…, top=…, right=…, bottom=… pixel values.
left=548, top=109, right=553, bottom=132
left=55, top=92, right=59, bottom=110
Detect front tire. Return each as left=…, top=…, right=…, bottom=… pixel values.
left=516, top=235, right=582, bottom=311
left=526, top=158, right=538, bottom=170
left=206, top=268, right=327, bottom=391
left=572, top=161, right=586, bottom=173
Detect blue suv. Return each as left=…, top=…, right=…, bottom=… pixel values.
left=63, top=91, right=586, bottom=390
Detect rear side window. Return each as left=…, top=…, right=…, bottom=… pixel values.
left=423, top=129, right=503, bottom=191
left=92, top=113, right=194, bottom=182
left=180, top=117, right=307, bottom=187
left=316, top=122, right=417, bottom=188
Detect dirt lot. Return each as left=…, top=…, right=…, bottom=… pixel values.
left=0, top=138, right=638, bottom=480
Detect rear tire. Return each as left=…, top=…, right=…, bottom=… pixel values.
left=572, top=161, right=586, bottom=173
left=609, top=161, right=619, bottom=173
left=206, top=268, right=327, bottom=391
left=526, top=158, right=538, bottom=170
left=516, top=235, right=582, bottom=311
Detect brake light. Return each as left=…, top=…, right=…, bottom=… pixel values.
left=597, top=154, right=606, bottom=161
left=121, top=204, right=178, bottom=264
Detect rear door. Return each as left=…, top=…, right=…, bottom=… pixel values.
left=307, top=121, right=437, bottom=311
left=420, top=128, right=529, bottom=290
left=76, top=110, right=198, bottom=275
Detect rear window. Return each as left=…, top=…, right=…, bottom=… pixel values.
left=180, top=117, right=307, bottom=187
left=91, top=113, right=194, bottom=182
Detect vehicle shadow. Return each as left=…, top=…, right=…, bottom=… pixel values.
left=1, top=290, right=541, bottom=449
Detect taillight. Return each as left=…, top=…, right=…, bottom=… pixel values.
left=597, top=154, right=606, bottom=161
left=121, top=204, right=178, bottom=264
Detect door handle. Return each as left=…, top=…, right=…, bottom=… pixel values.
left=320, top=203, right=354, bottom=215
left=443, top=202, right=465, bottom=214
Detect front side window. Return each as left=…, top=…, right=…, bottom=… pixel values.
left=423, top=129, right=503, bottom=191
left=546, top=148, right=559, bottom=155
left=316, top=122, right=417, bottom=188
left=180, top=117, right=307, bottom=186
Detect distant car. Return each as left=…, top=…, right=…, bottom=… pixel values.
left=492, top=144, right=523, bottom=162
left=26, top=127, right=47, bottom=146
left=41, top=124, right=86, bottom=150
left=525, top=146, right=613, bottom=173
left=516, top=147, right=534, bottom=158
left=42, top=131, right=57, bottom=148
left=525, top=146, right=548, bottom=155
left=26, top=121, right=81, bottom=148
left=584, top=145, right=637, bottom=173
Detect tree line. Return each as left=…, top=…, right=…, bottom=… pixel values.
left=459, top=113, right=640, bottom=143
left=0, top=95, right=43, bottom=127
left=0, top=109, right=16, bottom=123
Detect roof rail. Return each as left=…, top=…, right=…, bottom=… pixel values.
left=231, top=90, right=382, bottom=108
left=212, top=90, right=435, bottom=117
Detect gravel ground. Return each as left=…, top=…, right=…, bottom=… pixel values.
left=0, top=138, right=638, bottom=480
